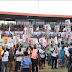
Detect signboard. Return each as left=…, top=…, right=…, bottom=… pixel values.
left=39, top=37, right=46, bottom=46
left=2, top=37, right=9, bottom=44
left=13, top=35, right=19, bottom=45
left=16, top=19, right=29, bottom=25
left=66, top=27, right=71, bottom=32
left=55, top=25, right=59, bottom=32
left=30, top=38, right=38, bottom=45
left=65, top=19, right=70, bottom=26
left=23, top=35, right=30, bottom=43
left=24, top=26, right=33, bottom=35
left=44, top=24, right=51, bottom=34
left=32, top=21, right=45, bottom=25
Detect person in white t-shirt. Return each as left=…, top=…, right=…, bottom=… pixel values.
left=15, top=47, right=23, bottom=72
left=1, top=48, right=9, bottom=72
left=51, top=43, right=58, bottom=69
left=39, top=45, right=46, bottom=69
left=64, top=44, right=70, bottom=68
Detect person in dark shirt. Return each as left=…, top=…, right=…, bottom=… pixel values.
left=14, top=44, right=19, bottom=54
left=9, top=47, right=15, bottom=72
left=68, top=47, right=72, bottom=72
left=6, top=47, right=10, bottom=51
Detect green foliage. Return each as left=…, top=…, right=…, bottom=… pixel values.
left=0, top=25, right=2, bottom=27
left=39, top=61, right=67, bottom=72
left=7, top=22, right=15, bottom=26
left=46, top=22, right=57, bottom=27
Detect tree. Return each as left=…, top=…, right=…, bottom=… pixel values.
left=7, top=22, right=15, bottom=26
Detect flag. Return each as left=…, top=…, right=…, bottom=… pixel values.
left=23, top=27, right=25, bottom=33
left=9, top=26, right=10, bottom=32
left=35, top=27, right=39, bottom=31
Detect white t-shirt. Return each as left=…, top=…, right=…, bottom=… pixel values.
left=16, top=50, right=23, bottom=61
left=3, top=43, right=10, bottom=48
left=51, top=48, right=58, bottom=57
left=57, top=47, right=62, bottom=53
left=64, top=47, right=70, bottom=57
left=1, top=50, right=9, bottom=62
left=39, top=49, right=45, bottom=58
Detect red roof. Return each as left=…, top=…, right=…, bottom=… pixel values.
left=0, top=11, right=72, bottom=18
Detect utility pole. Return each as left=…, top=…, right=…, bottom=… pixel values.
left=38, top=0, right=39, bottom=14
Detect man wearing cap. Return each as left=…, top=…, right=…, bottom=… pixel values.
left=23, top=38, right=29, bottom=47
left=19, top=52, right=32, bottom=72
left=0, top=45, right=3, bottom=72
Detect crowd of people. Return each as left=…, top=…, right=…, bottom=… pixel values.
left=0, top=37, right=72, bottom=72
left=0, top=41, right=72, bottom=72
left=0, top=20, right=72, bottom=72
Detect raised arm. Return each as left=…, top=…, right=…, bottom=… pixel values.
left=1, top=50, right=6, bottom=57
left=51, top=48, right=55, bottom=53
left=1, top=52, right=4, bottom=57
